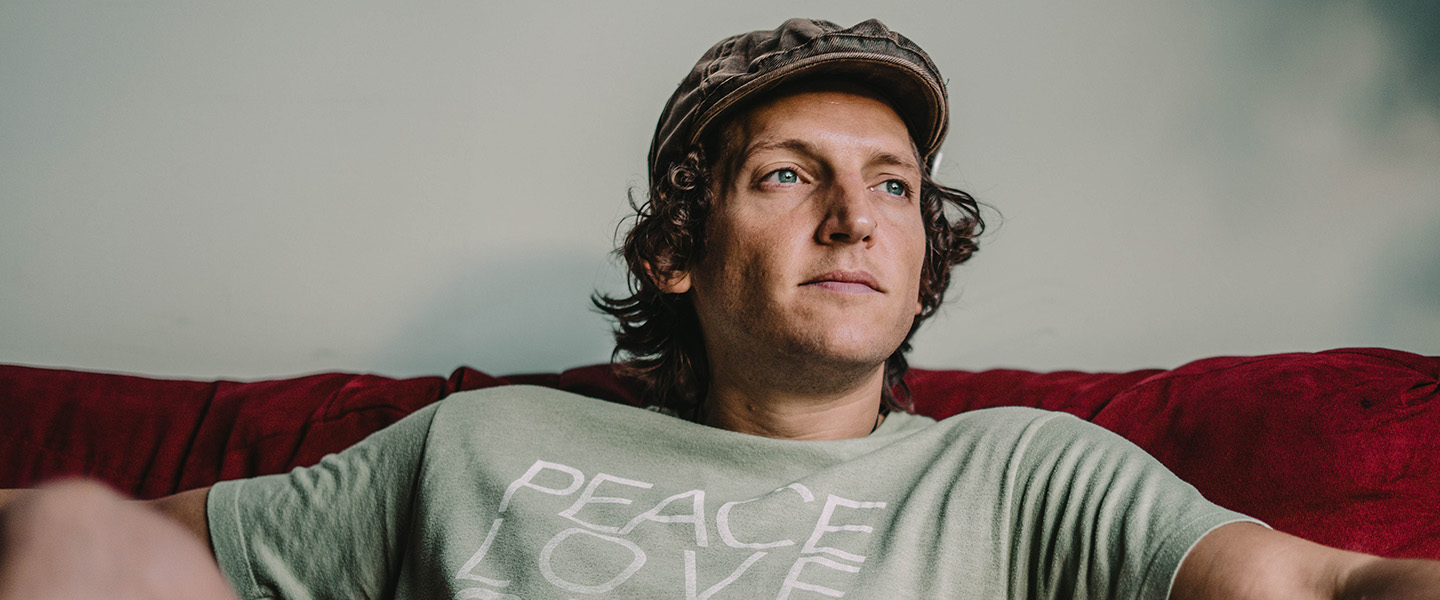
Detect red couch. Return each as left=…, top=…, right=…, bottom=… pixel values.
left=2, top=347, right=1436, bottom=559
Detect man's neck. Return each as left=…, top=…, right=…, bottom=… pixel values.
left=701, top=368, right=887, bottom=440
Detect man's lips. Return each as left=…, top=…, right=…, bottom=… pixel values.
left=801, top=270, right=882, bottom=294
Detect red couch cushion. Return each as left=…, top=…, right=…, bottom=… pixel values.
left=2, top=348, right=1437, bottom=558
left=0, top=367, right=466, bottom=498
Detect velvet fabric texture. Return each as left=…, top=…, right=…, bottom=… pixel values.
left=2, top=347, right=1436, bottom=558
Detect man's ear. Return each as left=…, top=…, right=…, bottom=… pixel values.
left=914, top=300, right=923, bottom=316
left=661, top=271, right=692, bottom=294
left=644, top=261, right=692, bottom=294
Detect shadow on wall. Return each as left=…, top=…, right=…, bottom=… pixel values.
left=370, top=251, right=630, bottom=377
left=1366, top=214, right=1440, bottom=353
left=1365, top=0, right=1440, bottom=107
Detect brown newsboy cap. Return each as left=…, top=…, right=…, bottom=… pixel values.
left=648, top=18, right=949, bottom=182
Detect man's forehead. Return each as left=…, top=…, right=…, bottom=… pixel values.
left=724, top=84, right=925, bottom=172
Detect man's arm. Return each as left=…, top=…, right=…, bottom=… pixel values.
left=1, top=484, right=211, bottom=549
left=1173, top=522, right=1440, bottom=600
left=146, top=485, right=213, bottom=550
left=0, top=490, right=29, bottom=512
left=0, top=481, right=231, bottom=599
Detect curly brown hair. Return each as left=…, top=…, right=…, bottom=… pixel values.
left=594, top=121, right=985, bottom=420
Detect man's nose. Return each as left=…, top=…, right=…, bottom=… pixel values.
left=816, top=177, right=877, bottom=246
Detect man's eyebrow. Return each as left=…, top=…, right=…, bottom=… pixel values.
left=869, top=151, right=921, bottom=173
left=739, top=138, right=818, bottom=163
left=739, top=140, right=922, bottom=173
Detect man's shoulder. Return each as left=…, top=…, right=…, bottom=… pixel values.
left=435, top=384, right=646, bottom=421
left=926, top=405, right=1071, bottom=432
left=443, top=383, right=612, bottom=406
left=430, top=385, right=676, bottom=436
left=919, top=405, right=1126, bottom=458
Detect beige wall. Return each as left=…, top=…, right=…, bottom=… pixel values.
left=2, top=1, right=1437, bottom=378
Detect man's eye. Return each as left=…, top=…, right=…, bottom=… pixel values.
left=763, top=169, right=799, bottom=184
left=880, top=180, right=908, bottom=196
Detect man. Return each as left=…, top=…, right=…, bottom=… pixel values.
left=3, top=18, right=1439, bottom=600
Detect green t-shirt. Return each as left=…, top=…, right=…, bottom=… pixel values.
left=209, top=386, right=1256, bottom=599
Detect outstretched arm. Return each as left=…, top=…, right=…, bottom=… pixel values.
left=1174, top=522, right=1440, bottom=600
left=0, top=490, right=28, bottom=512
left=1, top=483, right=211, bottom=548
left=0, top=481, right=230, bottom=600
left=146, top=485, right=213, bottom=549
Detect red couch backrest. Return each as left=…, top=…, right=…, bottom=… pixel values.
left=2, top=347, right=1437, bottom=558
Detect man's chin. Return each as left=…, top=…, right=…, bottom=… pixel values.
left=771, top=335, right=904, bottom=379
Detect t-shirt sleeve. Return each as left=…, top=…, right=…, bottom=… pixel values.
left=207, top=404, right=440, bottom=600
left=1005, top=412, right=1263, bottom=600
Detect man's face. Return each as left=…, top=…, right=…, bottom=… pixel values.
left=664, top=85, right=927, bottom=387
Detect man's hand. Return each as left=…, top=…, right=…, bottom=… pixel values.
left=1174, top=522, right=1440, bottom=600
left=0, top=480, right=232, bottom=600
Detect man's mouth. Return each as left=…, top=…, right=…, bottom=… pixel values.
left=802, top=270, right=882, bottom=294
